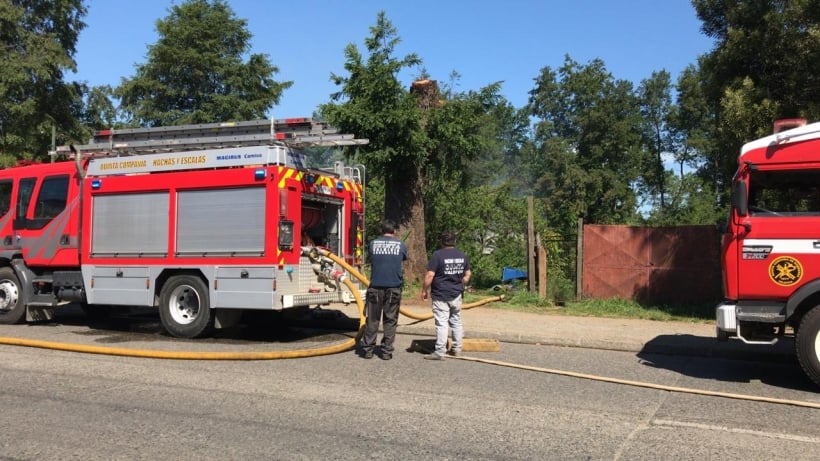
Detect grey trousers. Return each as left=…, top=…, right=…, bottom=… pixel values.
left=431, top=295, right=463, bottom=355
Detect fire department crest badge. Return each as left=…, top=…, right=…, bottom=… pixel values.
left=768, top=256, right=803, bottom=287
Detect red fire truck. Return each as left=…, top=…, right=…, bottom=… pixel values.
left=0, top=118, right=367, bottom=338
left=717, top=118, right=820, bottom=387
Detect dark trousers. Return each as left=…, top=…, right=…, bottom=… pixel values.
left=360, top=287, right=402, bottom=355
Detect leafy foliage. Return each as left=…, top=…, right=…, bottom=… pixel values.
left=322, top=12, right=495, bottom=282
left=321, top=12, right=428, bottom=280
left=79, top=84, right=121, bottom=131
left=0, top=0, right=87, bottom=161
left=694, top=0, right=820, bottom=119
left=636, top=70, right=674, bottom=211
left=688, top=0, right=820, bottom=205
left=526, top=56, right=644, bottom=228
left=323, top=12, right=425, bottom=180
left=116, top=0, right=291, bottom=126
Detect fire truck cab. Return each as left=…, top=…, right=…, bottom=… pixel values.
left=717, top=118, right=820, bottom=387
left=0, top=118, right=367, bottom=339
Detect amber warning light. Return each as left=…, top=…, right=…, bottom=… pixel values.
left=773, top=118, right=807, bottom=133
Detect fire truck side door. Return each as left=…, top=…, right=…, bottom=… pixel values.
left=13, top=174, right=77, bottom=267
left=738, top=169, right=820, bottom=300
left=0, top=179, right=14, bottom=248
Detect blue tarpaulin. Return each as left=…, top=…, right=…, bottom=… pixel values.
left=501, top=267, right=527, bottom=283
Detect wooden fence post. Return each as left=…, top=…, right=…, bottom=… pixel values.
left=527, top=196, right=535, bottom=293
left=537, top=233, right=548, bottom=299
left=576, top=217, right=583, bottom=300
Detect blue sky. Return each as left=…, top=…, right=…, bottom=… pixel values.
left=72, top=1, right=714, bottom=119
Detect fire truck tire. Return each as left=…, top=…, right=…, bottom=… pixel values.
left=795, top=306, right=820, bottom=387
left=159, top=275, right=214, bottom=339
left=0, top=267, right=25, bottom=324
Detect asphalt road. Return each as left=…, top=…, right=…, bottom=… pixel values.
left=0, top=310, right=818, bottom=460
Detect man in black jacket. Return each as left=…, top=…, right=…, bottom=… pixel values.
left=359, top=220, right=407, bottom=360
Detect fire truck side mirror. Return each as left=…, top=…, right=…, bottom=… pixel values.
left=732, top=180, right=748, bottom=217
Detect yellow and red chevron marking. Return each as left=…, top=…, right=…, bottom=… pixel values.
left=277, top=166, right=303, bottom=188
left=356, top=228, right=363, bottom=258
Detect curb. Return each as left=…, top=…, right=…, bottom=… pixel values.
left=395, top=324, right=796, bottom=363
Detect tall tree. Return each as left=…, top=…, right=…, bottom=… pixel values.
left=692, top=0, right=820, bottom=201
left=642, top=64, right=725, bottom=226
left=669, top=64, right=714, bottom=181
left=116, top=0, right=291, bottom=126
left=322, top=12, right=492, bottom=282
left=421, top=83, right=509, bottom=248
left=0, top=0, right=86, bottom=162
left=637, top=70, right=674, bottom=210
left=695, top=0, right=820, bottom=119
left=321, top=12, right=426, bottom=280
left=527, top=56, right=643, bottom=228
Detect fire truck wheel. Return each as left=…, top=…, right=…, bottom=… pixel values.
left=795, top=306, right=820, bottom=388
left=159, top=275, right=214, bottom=339
left=0, top=267, right=25, bottom=324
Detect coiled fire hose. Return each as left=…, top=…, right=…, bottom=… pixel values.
left=0, top=248, right=817, bottom=409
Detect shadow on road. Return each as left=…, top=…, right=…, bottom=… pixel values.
left=636, top=334, right=816, bottom=392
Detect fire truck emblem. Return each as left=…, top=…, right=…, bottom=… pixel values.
left=768, top=256, right=803, bottom=287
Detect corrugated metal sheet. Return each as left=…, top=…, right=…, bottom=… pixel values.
left=582, top=224, right=721, bottom=304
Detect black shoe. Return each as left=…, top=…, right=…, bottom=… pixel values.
left=380, top=354, right=392, bottom=360
left=362, top=351, right=374, bottom=359
left=424, top=353, right=444, bottom=360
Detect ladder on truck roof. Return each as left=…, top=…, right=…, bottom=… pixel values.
left=51, top=117, right=368, bottom=159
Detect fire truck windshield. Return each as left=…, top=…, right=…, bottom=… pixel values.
left=748, top=169, right=820, bottom=215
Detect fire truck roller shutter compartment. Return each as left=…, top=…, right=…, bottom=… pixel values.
left=84, top=192, right=169, bottom=306
left=176, top=187, right=265, bottom=257
left=90, top=192, right=169, bottom=257
left=176, top=187, right=275, bottom=310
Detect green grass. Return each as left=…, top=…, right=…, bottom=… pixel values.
left=464, top=290, right=715, bottom=323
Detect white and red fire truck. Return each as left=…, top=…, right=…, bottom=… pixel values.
left=717, top=118, right=820, bottom=387
left=0, top=118, right=367, bottom=338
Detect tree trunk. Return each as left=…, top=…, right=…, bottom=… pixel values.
left=384, top=166, right=427, bottom=285
left=383, top=79, right=440, bottom=285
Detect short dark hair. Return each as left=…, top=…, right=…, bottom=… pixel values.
left=440, top=230, right=456, bottom=247
left=381, top=219, right=396, bottom=234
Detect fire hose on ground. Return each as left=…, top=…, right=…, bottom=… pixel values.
left=0, top=246, right=499, bottom=360
left=0, top=247, right=817, bottom=409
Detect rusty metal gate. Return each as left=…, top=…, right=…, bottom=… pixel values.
left=581, top=224, right=722, bottom=305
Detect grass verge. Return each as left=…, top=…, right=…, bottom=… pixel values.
left=464, top=290, right=715, bottom=323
